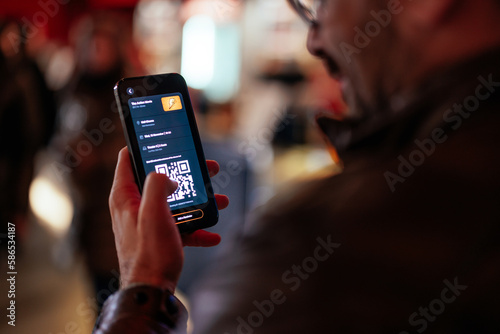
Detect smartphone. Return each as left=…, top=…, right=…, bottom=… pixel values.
left=114, top=73, right=218, bottom=233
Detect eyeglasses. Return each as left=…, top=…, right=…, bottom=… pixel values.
left=287, top=0, right=323, bottom=25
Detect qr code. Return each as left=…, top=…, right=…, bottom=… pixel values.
left=155, top=160, right=197, bottom=202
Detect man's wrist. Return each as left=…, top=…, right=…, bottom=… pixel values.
left=121, top=270, right=177, bottom=292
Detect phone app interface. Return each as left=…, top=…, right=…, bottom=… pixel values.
left=129, top=93, right=208, bottom=213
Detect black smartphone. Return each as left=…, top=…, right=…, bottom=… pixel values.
left=114, top=73, right=218, bottom=233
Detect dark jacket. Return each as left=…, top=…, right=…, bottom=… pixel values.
left=94, top=49, right=500, bottom=334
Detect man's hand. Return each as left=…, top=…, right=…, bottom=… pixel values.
left=109, top=147, right=229, bottom=292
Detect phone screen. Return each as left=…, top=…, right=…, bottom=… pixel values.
left=129, top=93, right=208, bottom=211
left=115, top=74, right=218, bottom=233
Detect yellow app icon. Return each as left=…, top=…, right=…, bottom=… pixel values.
left=161, top=95, right=182, bottom=111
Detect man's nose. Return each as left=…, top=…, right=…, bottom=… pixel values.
left=306, top=24, right=323, bottom=57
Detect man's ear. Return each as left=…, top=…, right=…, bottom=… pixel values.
left=402, top=0, right=460, bottom=28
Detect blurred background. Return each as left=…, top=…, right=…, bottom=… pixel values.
left=0, top=0, right=345, bottom=332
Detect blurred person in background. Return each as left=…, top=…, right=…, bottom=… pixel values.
left=95, top=0, right=500, bottom=333
left=0, top=18, right=56, bottom=250
left=51, top=12, right=140, bottom=309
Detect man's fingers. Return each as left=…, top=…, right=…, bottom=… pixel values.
left=207, top=160, right=220, bottom=177
left=109, top=147, right=141, bottom=223
left=181, top=194, right=226, bottom=246
left=182, top=230, right=221, bottom=247
left=112, top=150, right=224, bottom=249
left=112, top=147, right=138, bottom=194
left=206, top=160, right=229, bottom=209
left=215, top=194, right=229, bottom=210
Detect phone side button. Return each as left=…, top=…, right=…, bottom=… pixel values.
left=173, top=209, right=204, bottom=224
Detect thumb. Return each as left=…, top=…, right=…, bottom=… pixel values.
left=138, top=173, right=178, bottom=235
left=165, top=176, right=178, bottom=195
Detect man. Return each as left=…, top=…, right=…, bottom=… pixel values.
left=94, top=0, right=500, bottom=333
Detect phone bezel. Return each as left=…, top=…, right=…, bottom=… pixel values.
left=114, top=73, right=218, bottom=233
